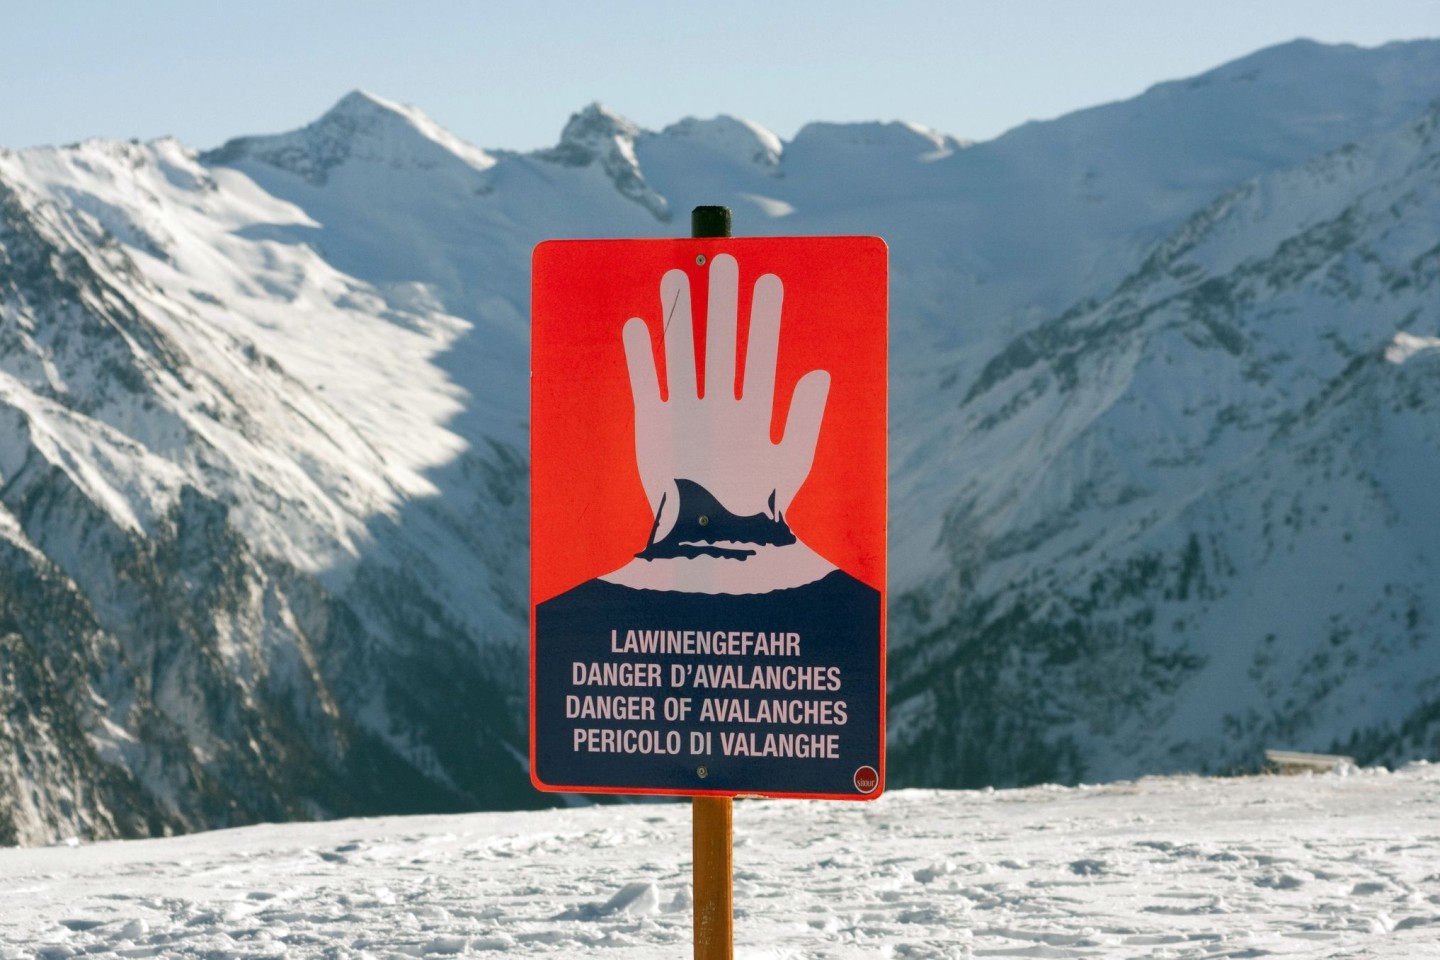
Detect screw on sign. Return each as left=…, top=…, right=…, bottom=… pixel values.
left=531, top=236, right=886, bottom=800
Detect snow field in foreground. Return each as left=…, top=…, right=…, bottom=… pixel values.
left=2, top=763, right=1438, bottom=959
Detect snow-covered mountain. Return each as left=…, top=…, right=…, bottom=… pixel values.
left=1, top=40, right=1438, bottom=845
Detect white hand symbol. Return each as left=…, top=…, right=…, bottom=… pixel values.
left=621, top=253, right=830, bottom=545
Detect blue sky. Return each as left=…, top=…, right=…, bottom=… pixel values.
left=3, top=1, right=1438, bottom=153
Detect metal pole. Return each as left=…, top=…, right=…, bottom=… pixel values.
left=691, top=204, right=733, bottom=960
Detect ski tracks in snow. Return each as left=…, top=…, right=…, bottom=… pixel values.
left=3, top=764, right=1439, bottom=958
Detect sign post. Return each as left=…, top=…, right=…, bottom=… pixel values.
left=693, top=777, right=732, bottom=959
left=531, top=207, right=887, bottom=957
left=690, top=205, right=736, bottom=960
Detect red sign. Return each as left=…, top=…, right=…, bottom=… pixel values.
left=531, top=237, right=886, bottom=800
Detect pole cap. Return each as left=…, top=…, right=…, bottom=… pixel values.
left=691, top=206, right=732, bottom=239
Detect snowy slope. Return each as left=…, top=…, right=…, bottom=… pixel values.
left=888, top=95, right=1440, bottom=786
left=2, top=764, right=1438, bottom=959
left=1, top=39, right=1439, bottom=844
left=0, top=122, right=538, bottom=845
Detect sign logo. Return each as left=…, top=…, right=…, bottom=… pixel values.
left=853, top=766, right=879, bottom=794
left=531, top=237, right=887, bottom=801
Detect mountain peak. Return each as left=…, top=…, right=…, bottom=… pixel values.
left=788, top=120, right=967, bottom=161
left=201, top=89, right=494, bottom=186
left=325, top=88, right=397, bottom=115
left=537, top=103, right=670, bottom=221
left=659, top=114, right=784, bottom=167
left=561, top=102, right=640, bottom=147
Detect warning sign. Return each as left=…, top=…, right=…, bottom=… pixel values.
left=530, top=237, right=887, bottom=800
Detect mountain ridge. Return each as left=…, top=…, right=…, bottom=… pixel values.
left=1, top=38, right=1438, bottom=844
left=203, top=89, right=498, bottom=186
